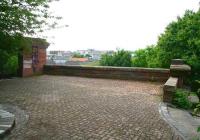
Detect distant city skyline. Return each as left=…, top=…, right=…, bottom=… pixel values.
left=46, top=49, right=112, bottom=65
left=42, top=0, right=199, bottom=51
left=47, top=49, right=114, bottom=52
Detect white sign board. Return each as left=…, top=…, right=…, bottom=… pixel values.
left=23, top=60, right=32, bottom=69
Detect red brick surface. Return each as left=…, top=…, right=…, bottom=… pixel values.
left=22, top=48, right=47, bottom=77
left=0, top=76, right=173, bottom=140
left=33, top=48, right=46, bottom=73
left=23, top=68, right=33, bottom=77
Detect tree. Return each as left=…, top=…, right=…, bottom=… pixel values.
left=132, top=45, right=160, bottom=68
left=99, top=53, right=113, bottom=66
left=0, top=32, right=30, bottom=77
left=156, top=10, right=200, bottom=85
left=0, top=0, right=60, bottom=77
left=100, top=50, right=132, bottom=67
left=132, top=49, right=148, bottom=67
left=131, top=9, right=200, bottom=88
left=0, top=0, right=60, bottom=35
left=133, top=10, right=200, bottom=71
left=157, top=10, right=200, bottom=70
left=85, top=54, right=92, bottom=58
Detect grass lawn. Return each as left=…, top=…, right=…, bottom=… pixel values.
left=82, top=61, right=100, bottom=66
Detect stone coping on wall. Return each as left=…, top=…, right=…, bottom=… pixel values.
left=163, top=77, right=178, bottom=103
left=170, top=64, right=191, bottom=72
left=44, top=64, right=170, bottom=72
left=44, top=65, right=170, bottom=82
left=164, top=77, right=178, bottom=91
left=171, top=59, right=185, bottom=65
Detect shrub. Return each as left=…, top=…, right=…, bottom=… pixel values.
left=190, top=80, right=200, bottom=97
left=0, top=32, right=31, bottom=78
left=132, top=45, right=161, bottom=68
left=3, top=55, right=18, bottom=76
left=193, top=103, right=200, bottom=116
left=132, top=49, right=148, bottom=67
left=172, top=89, right=192, bottom=109
left=72, top=53, right=84, bottom=58
left=99, top=53, right=113, bottom=66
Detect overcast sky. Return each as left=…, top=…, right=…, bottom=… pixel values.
left=44, top=0, right=199, bottom=51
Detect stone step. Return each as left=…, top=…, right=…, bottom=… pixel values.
left=0, top=109, right=15, bottom=138
left=159, top=103, right=200, bottom=140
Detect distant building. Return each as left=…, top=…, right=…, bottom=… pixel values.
left=48, top=50, right=64, bottom=56
left=75, top=49, right=113, bottom=60
left=47, top=49, right=114, bottom=65
left=70, top=57, right=89, bottom=62
left=47, top=50, right=73, bottom=64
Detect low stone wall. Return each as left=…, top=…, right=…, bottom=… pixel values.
left=44, top=65, right=170, bottom=82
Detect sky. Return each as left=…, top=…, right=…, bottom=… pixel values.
left=43, top=0, right=199, bottom=51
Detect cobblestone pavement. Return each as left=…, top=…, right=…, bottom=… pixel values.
left=0, top=75, right=173, bottom=140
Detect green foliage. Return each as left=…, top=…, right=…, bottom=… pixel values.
left=190, top=81, right=200, bottom=117
left=0, top=33, right=31, bottom=77
left=85, top=54, right=92, bottom=58
left=82, top=61, right=100, bottom=66
left=30, top=38, right=50, bottom=47
left=0, top=0, right=58, bottom=77
left=197, top=126, right=200, bottom=132
left=157, top=10, right=200, bottom=69
left=132, top=45, right=161, bottom=68
left=73, top=53, right=85, bottom=58
left=172, top=89, right=192, bottom=109
left=132, top=49, right=147, bottom=67
left=131, top=10, right=200, bottom=87
left=193, top=103, right=200, bottom=116
left=196, top=80, right=200, bottom=101
left=3, top=55, right=18, bottom=76
left=0, top=0, right=60, bottom=35
left=132, top=10, right=200, bottom=72
left=191, top=80, right=200, bottom=96
left=105, top=10, right=200, bottom=71
left=99, top=53, right=113, bottom=66
left=157, top=10, right=200, bottom=84
left=100, top=50, right=132, bottom=67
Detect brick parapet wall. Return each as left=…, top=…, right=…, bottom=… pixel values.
left=44, top=65, right=170, bottom=82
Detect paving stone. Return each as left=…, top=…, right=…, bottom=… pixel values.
left=0, top=75, right=173, bottom=140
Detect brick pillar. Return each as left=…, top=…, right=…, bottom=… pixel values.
left=22, top=52, right=33, bottom=77
left=170, top=59, right=191, bottom=87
